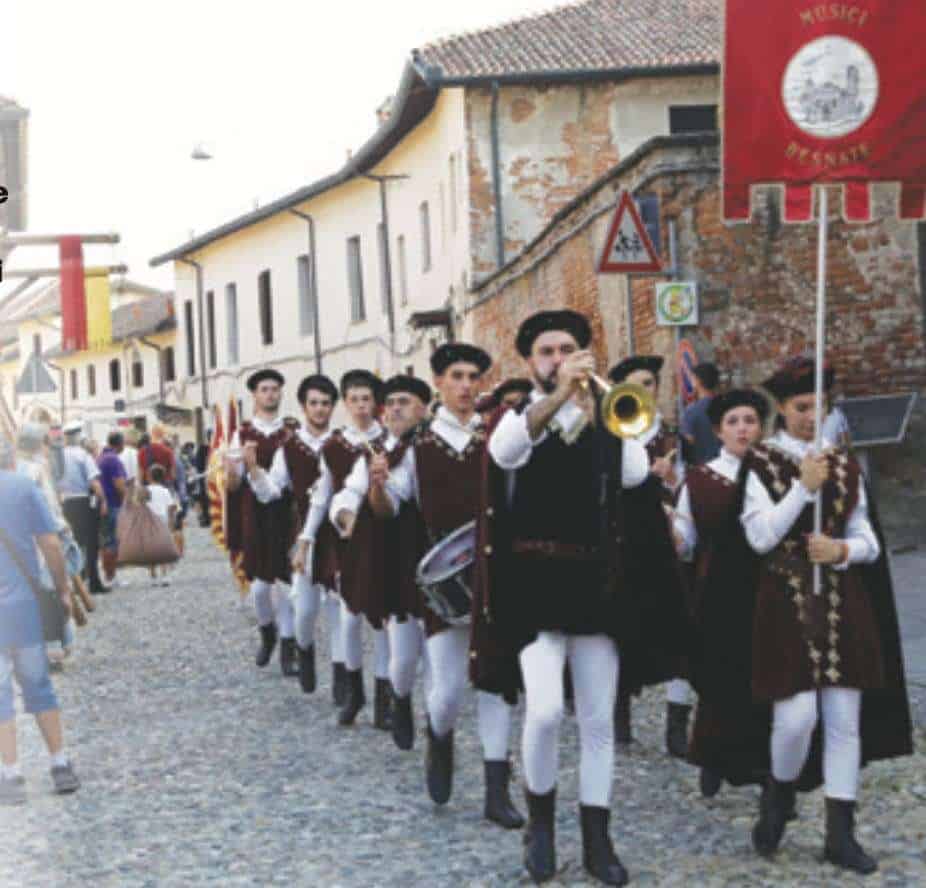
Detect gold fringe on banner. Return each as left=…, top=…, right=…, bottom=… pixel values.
left=85, top=274, right=112, bottom=350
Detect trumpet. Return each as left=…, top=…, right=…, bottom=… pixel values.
left=583, top=373, right=656, bottom=440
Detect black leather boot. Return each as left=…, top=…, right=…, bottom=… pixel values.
left=337, top=669, right=366, bottom=726
left=297, top=644, right=316, bottom=693
left=425, top=718, right=454, bottom=804
left=255, top=623, right=277, bottom=668
left=665, top=702, right=691, bottom=759
left=332, top=662, right=347, bottom=706
left=373, top=678, right=393, bottom=731
left=824, top=798, right=877, bottom=875
left=523, top=787, right=556, bottom=884
left=279, top=638, right=298, bottom=677
left=391, top=691, right=414, bottom=751
left=752, top=776, right=797, bottom=857
left=579, top=805, right=629, bottom=886
left=483, top=760, right=525, bottom=829
left=699, top=767, right=723, bottom=798
left=614, top=691, right=632, bottom=745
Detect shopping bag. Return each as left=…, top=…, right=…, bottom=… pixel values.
left=116, top=501, right=180, bottom=567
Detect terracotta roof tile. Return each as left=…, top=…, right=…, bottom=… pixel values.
left=416, top=0, right=720, bottom=79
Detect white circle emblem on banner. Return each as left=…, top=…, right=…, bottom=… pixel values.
left=781, top=36, right=878, bottom=139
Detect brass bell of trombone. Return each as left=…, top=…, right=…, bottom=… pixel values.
left=584, top=374, right=657, bottom=440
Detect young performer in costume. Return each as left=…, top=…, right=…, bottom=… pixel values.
left=477, top=311, right=689, bottom=886
left=738, top=357, right=912, bottom=874
left=608, top=354, right=689, bottom=753
left=334, top=374, right=434, bottom=747
left=250, top=374, right=340, bottom=695
left=295, top=370, right=389, bottom=727
left=671, top=389, right=768, bottom=799
left=226, top=369, right=297, bottom=675
left=329, top=373, right=433, bottom=741
left=367, top=344, right=524, bottom=830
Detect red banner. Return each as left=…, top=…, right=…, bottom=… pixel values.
left=59, top=236, right=88, bottom=351
left=723, top=0, right=926, bottom=222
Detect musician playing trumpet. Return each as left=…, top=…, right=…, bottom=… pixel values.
left=474, top=310, right=689, bottom=886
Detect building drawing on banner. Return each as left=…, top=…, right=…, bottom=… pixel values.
left=781, top=37, right=879, bottom=139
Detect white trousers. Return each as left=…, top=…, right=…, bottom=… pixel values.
left=426, top=626, right=511, bottom=761
left=520, top=632, right=619, bottom=807
left=340, top=600, right=364, bottom=671
left=338, top=598, right=389, bottom=677
left=292, top=573, right=321, bottom=650
left=771, top=688, right=862, bottom=800
left=326, top=591, right=343, bottom=663
left=373, top=627, right=390, bottom=680
left=666, top=678, right=693, bottom=705
left=252, top=579, right=294, bottom=638
left=388, top=616, right=425, bottom=697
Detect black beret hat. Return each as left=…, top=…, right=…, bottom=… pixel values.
left=340, top=369, right=383, bottom=401
left=707, top=388, right=770, bottom=426
left=382, top=374, right=432, bottom=405
left=246, top=368, right=285, bottom=391
left=761, top=356, right=835, bottom=402
left=430, top=342, right=492, bottom=375
left=608, top=355, right=664, bottom=384
left=297, top=374, right=338, bottom=406
left=515, top=310, right=592, bottom=357
left=495, top=377, right=533, bottom=401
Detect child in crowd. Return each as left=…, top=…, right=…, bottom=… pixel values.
left=145, top=465, right=177, bottom=587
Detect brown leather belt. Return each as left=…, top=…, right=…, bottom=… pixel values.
left=511, top=540, right=599, bottom=561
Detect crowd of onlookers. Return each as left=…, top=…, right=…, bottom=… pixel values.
left=0, top=420, right=198, bottom=804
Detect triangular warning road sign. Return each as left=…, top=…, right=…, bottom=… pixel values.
left=598, top=191, right=662, bottom=273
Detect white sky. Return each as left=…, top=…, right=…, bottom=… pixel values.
left=1, top=0, right=559, bottom=293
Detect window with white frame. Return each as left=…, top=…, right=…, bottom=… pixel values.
left=297, top=254, right=314, bottom=336
left=397, top=235, right=408, bottom=306
left=347, top=236, right=366, bottom=323
left=225, top=283, right=239, bottom=364
left=420, top=201, right=431, bottom=272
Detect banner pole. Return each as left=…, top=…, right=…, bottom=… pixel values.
left=813, top=185, right=828, bottom=598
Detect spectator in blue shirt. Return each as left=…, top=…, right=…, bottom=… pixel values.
left=0, top=437, right=81, bottom=803
left=680, top=362, right=722, bottom=465
left=98, top=431, right=128, bottom=585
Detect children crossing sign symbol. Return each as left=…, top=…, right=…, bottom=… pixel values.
left=597, top=191, right=662, bottom=273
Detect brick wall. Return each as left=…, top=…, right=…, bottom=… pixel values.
left=468, top=137, right=926, bottom=421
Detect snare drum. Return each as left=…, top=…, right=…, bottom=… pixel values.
left=416, top=520, right=476, bottom=626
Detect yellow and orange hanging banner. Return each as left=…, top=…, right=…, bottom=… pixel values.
left=85, top=274, right=112, bottom=350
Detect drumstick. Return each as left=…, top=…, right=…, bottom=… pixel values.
left=70, top=588, right=87, bottom=627
left=72, top=575, right=95, bottom=613
left=664, top=448, right=677, bottom=463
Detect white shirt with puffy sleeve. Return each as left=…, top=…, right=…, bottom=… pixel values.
left=740, top=430, right=879, bottom=569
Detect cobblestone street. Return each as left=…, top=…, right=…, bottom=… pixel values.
left=2, top=527, right=924, bottom=887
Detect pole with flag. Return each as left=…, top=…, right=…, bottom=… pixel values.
left=722, top=0, right=926, bottom=598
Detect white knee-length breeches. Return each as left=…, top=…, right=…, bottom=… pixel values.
left=388, top=616, right=424, bottom=697
left=520, top=632, right=619, bottom=807
left=426, top=626, right=511, bottom=761
left=771, top=687, right=862, bottom=800
left=252, top=579, right=294, bottom=638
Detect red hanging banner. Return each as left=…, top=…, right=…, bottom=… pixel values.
left=59, top=236, right=88, bottom=351
left=722, top=0, right=926, bottom=223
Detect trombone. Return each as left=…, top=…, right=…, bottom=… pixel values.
left=583, top=373, right=656, bottom=440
